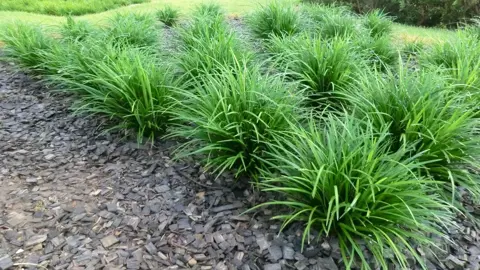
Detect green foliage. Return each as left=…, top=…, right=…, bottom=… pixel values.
left=60, top=16, right=96, bottom=42
left=53, top=43, right=176, bottom=141
left=0, top=23, right=54, bottom=70
left=363, top=9, right=393, bottom=38
left=422, top=33, right=480, bottom=91
left=304, top=4, right=358, bottom=39
left=402, top=40, right=426, bottom=56
left=247, top=2, right=302, bottom=39
left=178, top=14, right=227, bottom=49
left=176, top=13, right=251, bottom=83
left=465, top=17, right=480, bottom=37
left=302, top=0, right=480, bottom=27
left=194, top=2, right=224, bottom=17
left=0, top=0, right=148, bottom=16
left=356, top=35, right=398, bottom=68
left=156, top=5, right=180, bottom=27
left=267, top=34, right=361, bottom=106
left=342, top=67, right=480, bottom=202
left=171, top=60, right=303, bottom=178
left=255, top=114, right=453, bottom=269
left=104, top=13, right=159, bottom=48
left=177, top=30, right=252, bottom=83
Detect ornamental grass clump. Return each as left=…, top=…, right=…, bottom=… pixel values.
left=156, top=5, right=180, bottom=27
left=355, top=34, right=398, bottom=68
left=255, top=114, right=453, bottom=269
left=178, top=14, right=227, bottom=49
left=177, top=13, right=251, bottom=83
left=0, top=23, right=55, bottom=71
left=267, top=34, right=362, bottom=107
left=342, top=67, right=480, bottom=203
left=194, top=2, right=224, bottom=18
left=363, top=9, right=393, bottom=38
left=172, top=59, right=303, bottom=178
left=247, top=2, right=302, bottom=40
left=421, top=33, right=480, bottom=93
left=104, top=13, right=159, bottom=48
left=60, top=16, right=96, bottom=42
left=53, top=43, right=176, bottom=142
left=303, top=3, right=358, bottom=39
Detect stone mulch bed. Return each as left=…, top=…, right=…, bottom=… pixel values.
left=0, top=60, right=479, bottom=270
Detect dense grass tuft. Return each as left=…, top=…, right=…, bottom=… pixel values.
left=172, top=60, right=303, bottom=178
left=104, top=13, right=159, bottom=48
left=0, top=23, right=54, bottom=71
left=256, top=113, right=453, bottom=269
left=60, top=16, right=96, bottom=42
left=156, top=5, right=180, bottom=27
left=247, top=2, right=302, bottom=39
left=194, top=2, right=224, bottom=17
left=363, top=9, right=393, bottom=38
left=53, top=44, right=176, bottom=141
left=422, top=33, right=480, bottom=92
left=342, top=67, right=480, bottom=202
left=176, top=13, right=249, bottom=83
left=356, top=35, right=398, bottom=68
left=304, top=4, right=357, bottom=39
left=268, top=34, right=361, bottom=107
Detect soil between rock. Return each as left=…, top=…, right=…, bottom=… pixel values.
left=0, top=60, right=479, bottom=270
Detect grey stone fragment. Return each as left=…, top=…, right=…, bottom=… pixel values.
left=100, top=235, right=119, bottom=248
left=0, top=255, right=13, bottom=270
left=268, top=245, right=283, bottom=262
left=264, top=264, right=282, bottom=270
left=282, top=246, right=295, bottom=260
left=25, top=234, right=47, bottom=247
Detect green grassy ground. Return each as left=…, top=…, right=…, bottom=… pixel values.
left=0, top=0, right=148, bottom=16
left=0, top=0, right=455, bottom=43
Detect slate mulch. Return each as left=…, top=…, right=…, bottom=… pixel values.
left=0, top=60, right=479, bottom=270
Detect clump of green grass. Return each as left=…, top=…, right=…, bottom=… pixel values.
left=176, top=11, right=252, bottom=83
left=104, top=13, right=159, bottom=48
left=267, top=34, right=362, bottom=107
left=178, top=14, right=227, bottom=49
left=303, top=3, right=358, bottom=39
left=342, top=66, right=480, bottom=203
left=0, top=0, right=148, bottom=16
left=0, top=23, right=54, bottom=71
left=255, top=113, right=453, bottom=269
left=54, top=44, right=176, bottom=141
left=247, top=2, right=302, bottom=39
left=177, top=30, right=252, bottom=84
left=194, top=2, right=224, bottom=17
left=402, top=40, right=426, bottom=56
left=363, top=9, right=393, bottom=38
left=60, top=16, right=96, bottom=42
left=171, top=60, right=303, bottom=178
left=156, top=5, right=180, bottom=27
left=356, top=35, right=398, bottom=68
left=422, top=33, right=480, bottom=92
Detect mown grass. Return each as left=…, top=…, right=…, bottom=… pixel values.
left=1, top=2, right=478, bottom=269
left=0, top=0, right=149, bottom=16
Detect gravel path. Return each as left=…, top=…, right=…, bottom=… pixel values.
left=0, top=60, right=479, bottom=270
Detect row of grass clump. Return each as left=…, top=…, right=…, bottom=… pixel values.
left=1, top=2, right=480, bottom=269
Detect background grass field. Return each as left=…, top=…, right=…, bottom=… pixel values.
left=0, top=0, right=455, bottom=43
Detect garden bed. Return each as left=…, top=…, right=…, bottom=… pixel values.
left=1, top=1, right=480, bottom=269
left=0, top=54, right=479, bottom=270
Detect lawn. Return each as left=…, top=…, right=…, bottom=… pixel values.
left=0, top=0, right=454, bottom=43
left=1, top=0, right=478, bottom=269
left=0, top=0, right=149, bottom=16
